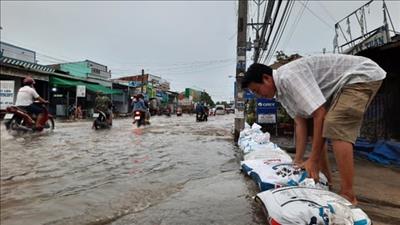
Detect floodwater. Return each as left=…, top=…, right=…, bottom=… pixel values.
left=1, top=114, right=265, bottom=225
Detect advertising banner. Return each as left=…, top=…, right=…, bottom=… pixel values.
left=76, top=85, right=86, bottom=97
left=256, top=98, right=277, bottom=124
left=0, top=80, right=15, bottom=110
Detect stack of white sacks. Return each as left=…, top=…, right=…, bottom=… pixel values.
left=238, top=123, right=371, bottom=225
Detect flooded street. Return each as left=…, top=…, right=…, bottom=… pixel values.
left=1, top=114, right=265, bottom=225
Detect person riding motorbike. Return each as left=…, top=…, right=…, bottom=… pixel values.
left=14, top=76, right=49, bottom=130
left=204, top=105, right=209, bottom=121
left=195, top=102, right=207, bottom=121
left=132, top=94, right=150, bottom=124
left=95, top=91, right=112, bottom=125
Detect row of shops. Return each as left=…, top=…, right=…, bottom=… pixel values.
left=0, top=42, right=183, bottom=119
left=0, top=41, right=215, bottom=119
left=0, top=56, right=122, bottom=118
left=0, top=57, right=185, bottom=118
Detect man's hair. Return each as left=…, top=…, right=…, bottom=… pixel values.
left=241, top=63, right=273, bottom=89
left=23, top=76, right=35, bottom=86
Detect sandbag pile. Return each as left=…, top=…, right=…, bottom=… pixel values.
left=239, top=123, right=328, bottom=191
left=238, top=123, right=292, bottom=163
left=256, top=186, right=371, bottom=225
left=238, top=123, right=371, bottom=225
left=241, top=160, right=329, bottom=192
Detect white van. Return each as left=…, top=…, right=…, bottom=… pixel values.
left=215, top=105, right=226, bottom=115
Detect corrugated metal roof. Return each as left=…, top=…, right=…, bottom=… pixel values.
left=0, top=56, right=55, bottom=73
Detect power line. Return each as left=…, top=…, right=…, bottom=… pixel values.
left=253, top=0, right=275, bottom=62
left=113, top=60, right=234, bottom=78
left=0, top=46, right=64, bottom=65
left=2, top=37, right=236, bottom=79
left=259, top=0, right=283, bottom=61
left=281, top=0, right=309, bottom=51
left=120, top=59, right=235, bottom=75
left=316, top=1, right=337, bottom=23
left=262, top=0, right=293, bottom=63
left=152, top=60, right=234, bottom=75
left=105, top=57, right=235, bottom=71
left=299, top=1, right=332, bottom=29
left=1, top=38, right=81, bottom=64
left=264, top=0, right=295, bottom=64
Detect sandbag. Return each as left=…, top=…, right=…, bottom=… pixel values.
left=256, top=186, right=371, bottom=225
left=243, top=146, right=292, bottom=162
left=241, top=161, right=328, bottom=191
left=251, top=123, right=262, bottom=130
left=238, top=131, right=265, bottom=145
left=238, top=125, right=271, bottom=155
left=242, top=141, right=282, bottom=155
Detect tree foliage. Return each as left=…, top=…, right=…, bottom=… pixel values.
left=245, top=99, right=256, bottom=125
left=201, top=91, right=215, bottom=107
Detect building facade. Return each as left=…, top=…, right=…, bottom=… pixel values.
left=0, top=42, right=36, bottom=63
left=0, top=42, right=52, bottom=111
left=50, top=60, right=112, bottom=87
left=116, top=73, right=170, bottom=93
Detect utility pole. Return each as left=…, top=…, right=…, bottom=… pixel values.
left=234, top=0, right=248, bottom=142
left=141, top=69, right=145, bottom=93
left=151, top=80, right=155, bottom=98
left=249, top=0, right=266, bottom=63
left=250, top=0, right=276, bottom=63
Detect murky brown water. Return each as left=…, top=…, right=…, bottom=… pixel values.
left=1, top=114, right=265, bottom=225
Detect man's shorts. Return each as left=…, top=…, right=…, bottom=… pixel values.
left=323, top=80, right=383, bottom=144
left=24, top=103, right=44, bottom=115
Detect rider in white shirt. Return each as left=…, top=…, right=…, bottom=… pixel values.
left=15, top=77, right=48, bottom=129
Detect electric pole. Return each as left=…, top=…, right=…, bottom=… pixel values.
left=141, top=69, right=145, bottom=93
left=234, top=0, right=248, bottom=142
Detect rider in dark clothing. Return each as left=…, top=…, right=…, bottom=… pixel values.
left=95, top=91, right=112, bottom=125
left=196, top=102, right=206, bottom=121
left=132, top=94, right=147, bottom=112
left=132, top=94, right=150, bottom=123
left=204, top=106, right=209, bottom=121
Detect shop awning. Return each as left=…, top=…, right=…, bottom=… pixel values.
left=50, top=76, right=123, bottom=95
left=85, top=83, right=123, bottom=95
left=50, top=76, right=82, bottom=87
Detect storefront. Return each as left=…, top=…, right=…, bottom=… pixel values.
left=0, top=56, right=51, bottom=113
left=49, top=76, right=123, bottom=118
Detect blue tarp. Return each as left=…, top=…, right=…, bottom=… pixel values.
left=354, top=138, right=400, bottom=166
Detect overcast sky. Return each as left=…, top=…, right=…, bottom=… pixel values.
left=1, top=1, right=399, bottom=102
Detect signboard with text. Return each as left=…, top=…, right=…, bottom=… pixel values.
left=346, top=26, right=389, bottom=55
left=256, top=98, right=277, bottom=124
left=244, top=89, right=255, bottom=100
left=0, top=80, right=15, bottom=110
left=76, top=85, right=86, bottom=97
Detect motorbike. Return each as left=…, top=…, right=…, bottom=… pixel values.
left=165, top=108, right=171, bottom=117
left=176, top=107, right=182, bottom=116
left=196, top=111, right=208, bottom=122
left=4, top=103, right=55, bottom=133
left=133, top=110, right=146, bottom=127
left=92, top=110, right=111, bottom=130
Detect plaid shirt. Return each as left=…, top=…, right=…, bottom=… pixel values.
left=274, top=54, right=386, bottom=118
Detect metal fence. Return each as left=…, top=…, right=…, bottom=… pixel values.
left=361, top=76, right=400, bottom=141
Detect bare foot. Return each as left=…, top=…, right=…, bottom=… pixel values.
left=328, top=183, right=333, bottom=191
left=340, top=193, right=358, bottom=206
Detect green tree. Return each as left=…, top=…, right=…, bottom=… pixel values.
left=245, top=99, right=256, bottom=125
left=200, top=91, right=215, bottom=107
